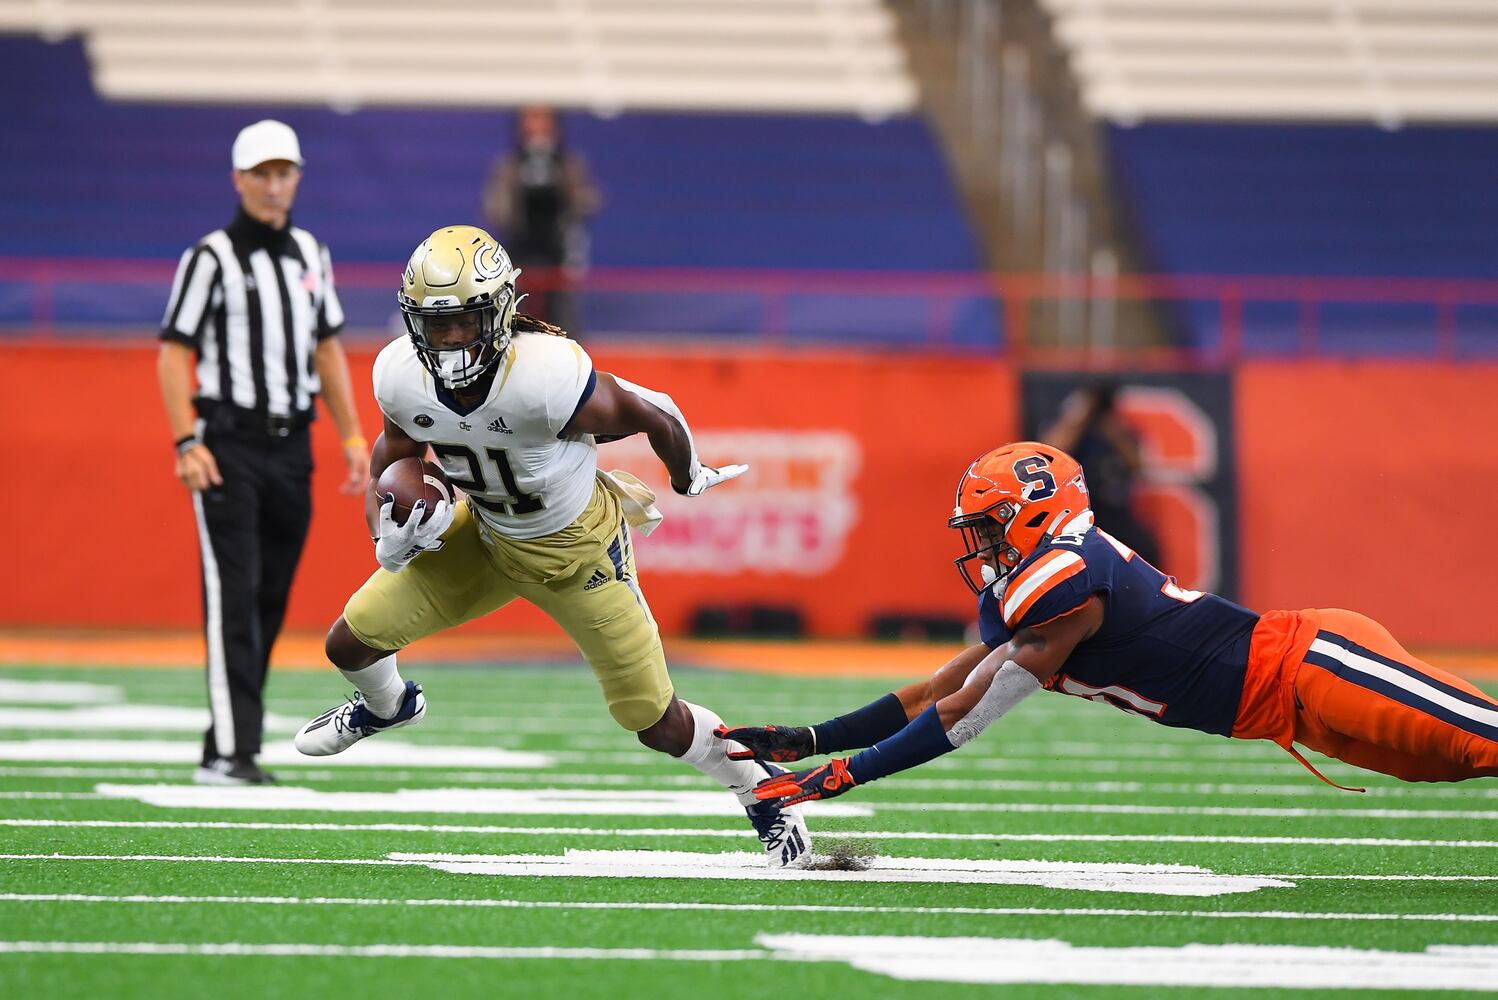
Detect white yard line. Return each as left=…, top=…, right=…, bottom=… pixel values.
left=0, top=739, right=551, bottom=769
left=9, top=762, right=1476, bottom=798
left=6, top=818, right=1498, bottom=851
left=0, top=766, right=356, bottom=781
left=0, top=761, right=1480, bottom=800
left=1285, top=874, right=1498, bottom=881
left=4, top=892, right=1496, bottom=924
left=4, top=850, right=1494, bottom=888
left=904, top=741, right=1291, bottom=760
left=0, top=792, right=100, bottom=800
left=0, top=851, right=1294, bottom=896
left=86, top=783, right=873, bottom=818
left=0, top=680, right=123, bottom=704
left=0, top=853, right=421, bottom=866
left=0, top=705, right=299, bottom=733
left=52, top=768, right=1432, bottom=797
left=870, top=801, right=1498, bottom=820
left=7, top=785, right=1494, bottom=821
left=0, top=941, right=767, bottom=961
left=4, top=935, right=1498, bottom=988
left=756, top=936, right=1498, bottom=990
left=927, top=756, right=1365, bottom=776
left=77, top=783, right=1498, bottom=820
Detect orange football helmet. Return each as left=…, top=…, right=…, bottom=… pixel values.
left=949, top=442, right=1091, bottom=594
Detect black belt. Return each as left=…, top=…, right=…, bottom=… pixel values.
left=198, top=401, right=313, bottom=438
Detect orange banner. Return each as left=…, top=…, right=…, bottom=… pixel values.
left=0, top=341, right=1015, bottom=640
left=1236, top=361, right=1498, bottom=646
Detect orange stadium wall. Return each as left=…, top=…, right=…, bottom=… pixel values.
left=6, top=345, right=1495, bottom=646
left=1236, top=361, right=1498, bottom=647
left=0, top=341, right=1016, bottom=640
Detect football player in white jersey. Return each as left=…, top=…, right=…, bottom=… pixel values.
left=294, top=226, right=810, bottom=867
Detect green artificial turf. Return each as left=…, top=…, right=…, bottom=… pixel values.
left=0, top=660, right=1495, bottom=998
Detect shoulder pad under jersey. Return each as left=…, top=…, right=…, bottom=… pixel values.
left=1000, top=545, right=1092, bottom=631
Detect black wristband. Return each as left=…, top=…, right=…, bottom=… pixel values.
left=174, top=433, right=202, bottom=457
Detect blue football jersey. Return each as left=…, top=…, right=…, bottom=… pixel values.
left=977, top=526, right=1260, bottom=737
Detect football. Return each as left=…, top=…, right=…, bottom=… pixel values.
left=376, top=457, right=453, bottom=527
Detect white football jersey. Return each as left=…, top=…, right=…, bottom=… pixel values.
left=372, top=332, right=599, bottom=539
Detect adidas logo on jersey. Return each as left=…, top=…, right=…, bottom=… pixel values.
left=489, top=417, right=512, bottom=434
left=582, top=569, right=609, bottom=591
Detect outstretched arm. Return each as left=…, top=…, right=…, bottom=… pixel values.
left=752, top=597, right=1103, bottom=806
left=717, top=642, right=992, bottom=763
left=564, top=371, right=745, bottom=496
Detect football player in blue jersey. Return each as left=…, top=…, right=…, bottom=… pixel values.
left=720, top=442, right=1498, bottom=806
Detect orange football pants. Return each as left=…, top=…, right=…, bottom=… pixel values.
left=1234, top=608, right=1498, bottom=783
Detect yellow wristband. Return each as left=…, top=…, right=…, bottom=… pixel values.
left=343, top=435, right=368, bottom=451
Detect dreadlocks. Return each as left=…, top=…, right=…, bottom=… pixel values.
left=514, top=313, right=568, bottom=338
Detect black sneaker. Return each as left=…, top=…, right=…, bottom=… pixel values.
left=194, top=756, right=277, bottom=786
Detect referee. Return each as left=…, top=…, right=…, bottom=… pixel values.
left=156, top=120, right=369, bottom=785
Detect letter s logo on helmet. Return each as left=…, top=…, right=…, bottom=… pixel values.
left=948, top=442, right=1091, bottom=595
left=1011, top=456, right=1057, bottom=500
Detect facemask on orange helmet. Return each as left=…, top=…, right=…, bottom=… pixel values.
left=948, top=442, right=1092, bottom=594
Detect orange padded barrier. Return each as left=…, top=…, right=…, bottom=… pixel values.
left=1236, top=361, right=1498, bottom=646
left=0, top=341, right=1014, bottom=639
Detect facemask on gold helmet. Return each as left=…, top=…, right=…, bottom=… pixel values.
left=397, top=225, right=521, bottom=389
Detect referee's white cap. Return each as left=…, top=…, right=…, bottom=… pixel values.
left=232, top=120, right=304, bottom=171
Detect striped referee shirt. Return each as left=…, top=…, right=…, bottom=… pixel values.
left=161, top=208, right=344, bottom=417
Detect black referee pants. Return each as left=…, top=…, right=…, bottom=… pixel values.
left=192, top=419, right=313, bottom=762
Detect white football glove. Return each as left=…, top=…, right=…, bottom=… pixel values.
left=374, top=498, right=454, bottom=573
left=673, top=463, right=749, bottom=497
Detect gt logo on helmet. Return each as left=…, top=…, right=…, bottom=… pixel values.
left=397, top=226, right=522, bottom=391
left=472, top=240, right=511, bottom=281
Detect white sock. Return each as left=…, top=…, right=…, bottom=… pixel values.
left=339, top=654, right=406, bottom=719
left=679, top=701, right=767, bottom=807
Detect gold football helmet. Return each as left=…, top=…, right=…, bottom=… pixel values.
left=398, top=225, right=521, bottom=389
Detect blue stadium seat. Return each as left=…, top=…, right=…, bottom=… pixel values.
left=0, top=36, right=980, bottom=274
left=1109, top=123, right=1498, bottom=354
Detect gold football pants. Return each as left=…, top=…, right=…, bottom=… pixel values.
left=343, top=481, right=672, bottom=731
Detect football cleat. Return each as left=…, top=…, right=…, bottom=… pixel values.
left=194, top=756, right=276, bottom=786
left=293, top=681, right=426, bottom=757
left=745, top=762, right=812, bottom=869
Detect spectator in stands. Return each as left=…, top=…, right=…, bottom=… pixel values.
left=483, top=105, right=600, bottom=333
left=1041, top=381, right=1161, bottom=568
left=157, top=120, right=369, bottom=785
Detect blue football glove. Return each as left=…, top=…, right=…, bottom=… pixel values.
left=752, top=758, right=857, bottom=807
